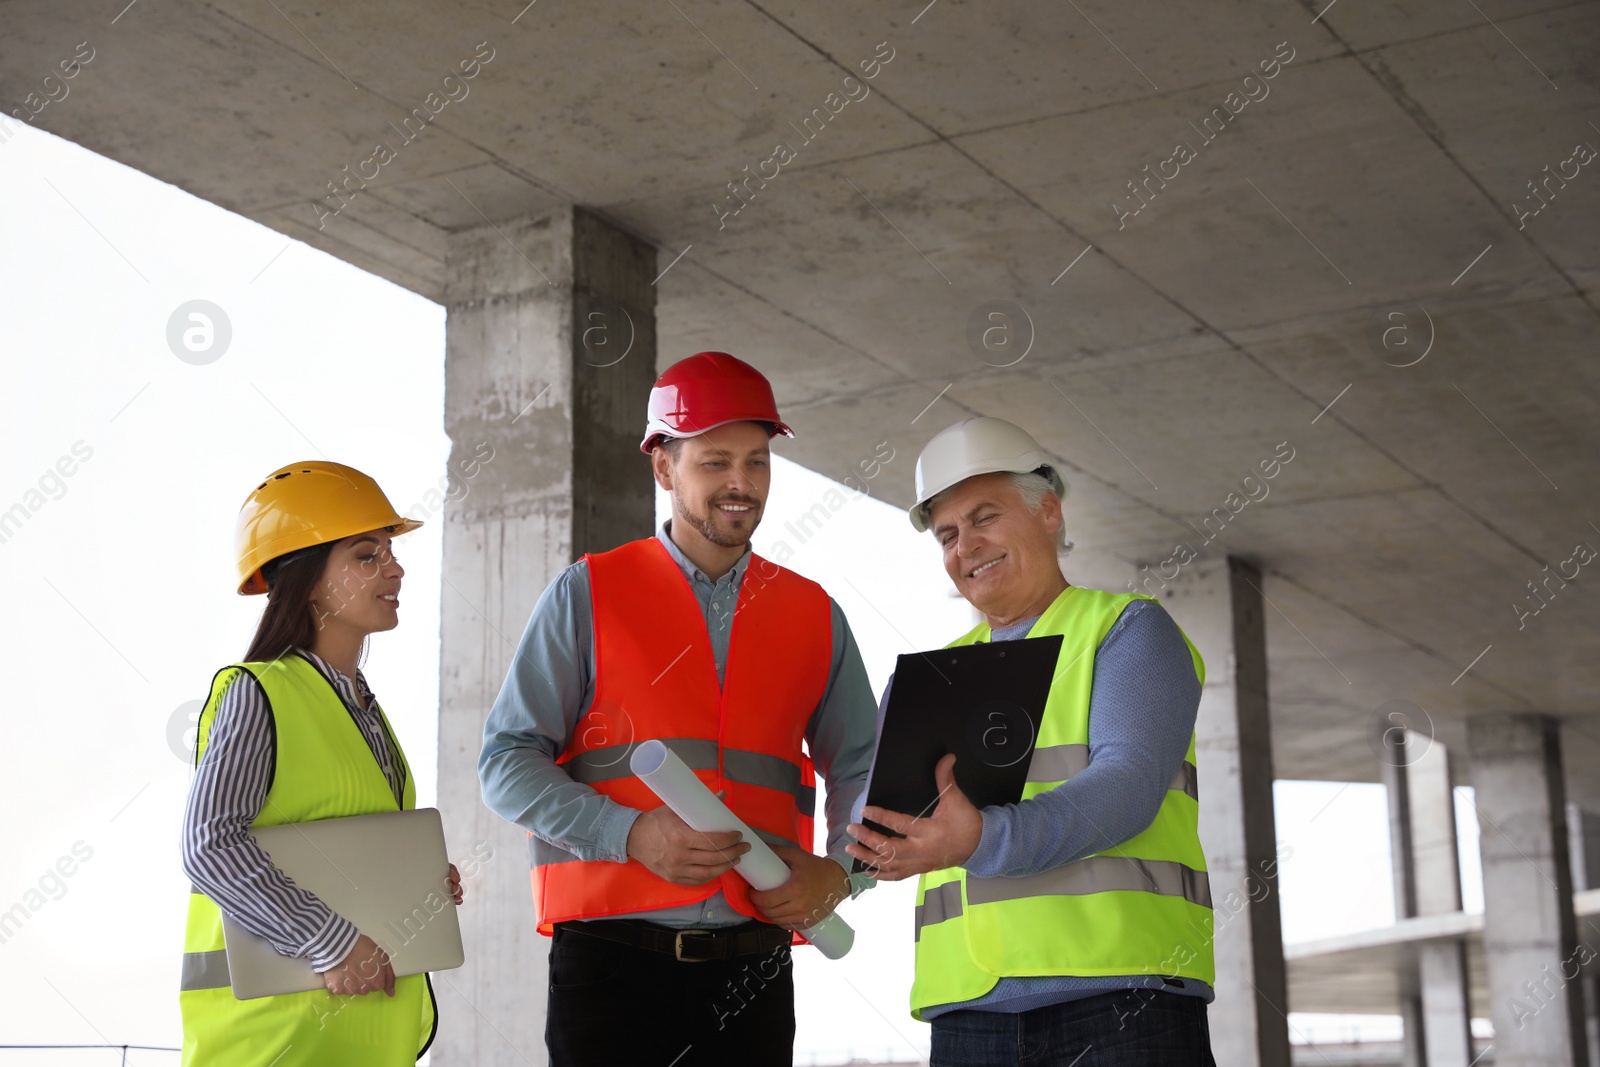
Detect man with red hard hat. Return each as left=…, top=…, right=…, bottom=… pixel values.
left=480, top=351, right=878, bottom=1065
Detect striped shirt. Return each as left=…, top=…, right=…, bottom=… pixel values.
left=179, top=649, right=407, bottom=972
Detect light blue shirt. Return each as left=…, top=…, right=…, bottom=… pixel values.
left=479, top=522, right=878, bottom=928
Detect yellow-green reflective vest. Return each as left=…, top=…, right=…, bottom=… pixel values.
left=910, top=586, right=1213, bottom=1020
left=179, top=653, right=436, bottom=1066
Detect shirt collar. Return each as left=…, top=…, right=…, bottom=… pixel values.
left=655, top=520, right=752, bottom=587
left=298, top=648, right=373, bottom=707
left=990, top=614, right=1042, bottom=641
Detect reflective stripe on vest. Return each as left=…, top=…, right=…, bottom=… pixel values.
left=179, top=654, right=434, bottom=1065
left=529, top=823, right=801, bottom=868
left=531, top=539, right=833, bottom=933
left=180, top=949, right=231, bottom=992
left=910, top=587, right=1213, bottom=1020
left=912, top=856, right=1211, bottom=944
left=913, top=881, right=963, bottom=941
left=967, top=856, right=1211, bottom=909
left=560, top=737, right=818, bottom=811
left=1026, top=743, right=1198, bottom=801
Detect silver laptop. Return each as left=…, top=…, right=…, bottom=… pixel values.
left=220, top=807, right=465, bottom=1000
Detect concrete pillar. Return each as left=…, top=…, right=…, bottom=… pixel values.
left=1567, top=804, right=1600, bottom=1067
left=1409, top=733, right=1475, bottom=1066
left=1469, top=714, right=1588, bottom=1067
left=433, top=206, right=657, bottom=1066
left=1377, top=726, right=1426, bottom=1067
left=1567, top=805, right=1600, bottom=891
left=1162, top=556, right=1290, bottom=1067
left=1378, top=726, right=1418, bottom=919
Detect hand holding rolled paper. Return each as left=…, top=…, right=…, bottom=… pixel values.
left=629, top=739, right=855, bottom=959
left=749, top=844, right=852, bottom=930
left=626, top=805, right=750, bottom=885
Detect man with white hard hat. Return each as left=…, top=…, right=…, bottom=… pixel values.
left=846, top=416, right=1217, bottom=1066
left=480, top=351, right=878, bottom=1065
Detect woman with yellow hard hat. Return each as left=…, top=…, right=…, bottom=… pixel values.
left=178, top=460, right=457, bottom=1066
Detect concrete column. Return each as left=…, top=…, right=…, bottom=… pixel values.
left=1469, top=714, right=1588, bottom=1067
left=1409, top=733, right=1475, bottom=1066
left=1377, top=727, right=1425, bottom=1067
left=1567, top=804, right=1600, bottom=1067
left=1378, top=726, right=1418, bottom=919
left=433, top=206, right=657, bottom=1066
left=1567, top=805, right=1600, bottom=891
left=1162, top=556, right=1290, bottom=1067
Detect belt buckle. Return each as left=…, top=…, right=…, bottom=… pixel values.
left=674, top=929, right=715, bottom=963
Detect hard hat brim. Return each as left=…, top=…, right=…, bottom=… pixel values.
left=238, top=516, right=423, bottom=595
left=639, top=417, right=796, bottom=454
left=909, top=465, right=1068, bottom=532
left=236, top=460, right=427, bottom=596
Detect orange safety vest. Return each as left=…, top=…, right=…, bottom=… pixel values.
left=530, top=537, right=833, bottom=933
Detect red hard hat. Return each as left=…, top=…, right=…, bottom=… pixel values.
left=639, top=351, right=795, bottom=453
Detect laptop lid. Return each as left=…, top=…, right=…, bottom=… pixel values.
left=219, top=806, right=464, bottom=1000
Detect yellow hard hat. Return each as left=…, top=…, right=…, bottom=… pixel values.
left=235, top=461, right=422, bottom=595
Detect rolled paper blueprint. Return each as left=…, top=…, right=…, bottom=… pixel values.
left=629, top=739, right=855, bottom=960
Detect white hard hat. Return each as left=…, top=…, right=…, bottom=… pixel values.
left=909, top=417, right=1068, bottom=531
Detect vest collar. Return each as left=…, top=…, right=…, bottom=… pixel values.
left=296, top=648, right=375, bottom=711
left=283, top=649, right=406, bottom=808
left=969, top=584, right=1081, bottom=642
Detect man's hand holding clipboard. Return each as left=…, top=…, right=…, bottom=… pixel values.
left=846, top=753, right=986, bottom=880
left=843, top=634, right=1064, bottom=880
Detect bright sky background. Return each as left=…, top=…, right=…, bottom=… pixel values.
left=0, top=125, right=1484, bottom=1065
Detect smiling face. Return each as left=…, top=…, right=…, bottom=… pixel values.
left=928, top=472, right=1066, bottom=627
left=309, top=529, right=405, bottom=637
left=652, top=421, right=772, bottom=551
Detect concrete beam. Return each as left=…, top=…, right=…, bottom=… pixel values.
left=1469, top=714, right=1588, bottom=1067
left=1163, top=556, right=1291, bottom=1067
left=434, top=206, right=657, bottom=1066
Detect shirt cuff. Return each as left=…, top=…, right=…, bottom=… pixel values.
left=307, top=913, right=361, bottom=973
left=833, top=855, right=876, bottom=899
left=961, top=807, right=1009, bottom=878
left=598, top=802, right=644, bottom=864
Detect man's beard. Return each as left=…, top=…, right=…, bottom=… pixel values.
left=674, top=492, right=762, bottom=548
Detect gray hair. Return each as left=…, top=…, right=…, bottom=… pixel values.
left=1007, top=471, right=1072, bottom=555
left=925, top=470, right=1072, bottom=556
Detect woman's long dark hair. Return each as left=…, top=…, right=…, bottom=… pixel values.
left=243, top=542, right=338, bottom=663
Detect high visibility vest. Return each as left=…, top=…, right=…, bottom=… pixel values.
left=179, top=653, right=436, bottom=1066
left=530, top=538, right=833, bottom=933
left=910, top=586, right=1213, bottom=1020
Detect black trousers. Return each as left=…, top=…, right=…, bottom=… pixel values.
left=546, top=922, right=795, bottom=1067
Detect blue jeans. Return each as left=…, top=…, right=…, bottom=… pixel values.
left=930, top=990, right=1218, bottom=1067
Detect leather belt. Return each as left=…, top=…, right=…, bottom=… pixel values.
left=555, top=919, right=791, bottom=963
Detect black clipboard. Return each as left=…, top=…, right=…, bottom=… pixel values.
left=853, top=634, right=1063, bottom=873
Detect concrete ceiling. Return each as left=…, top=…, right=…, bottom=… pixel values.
left=6, top=0, right=1598, bottom=789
